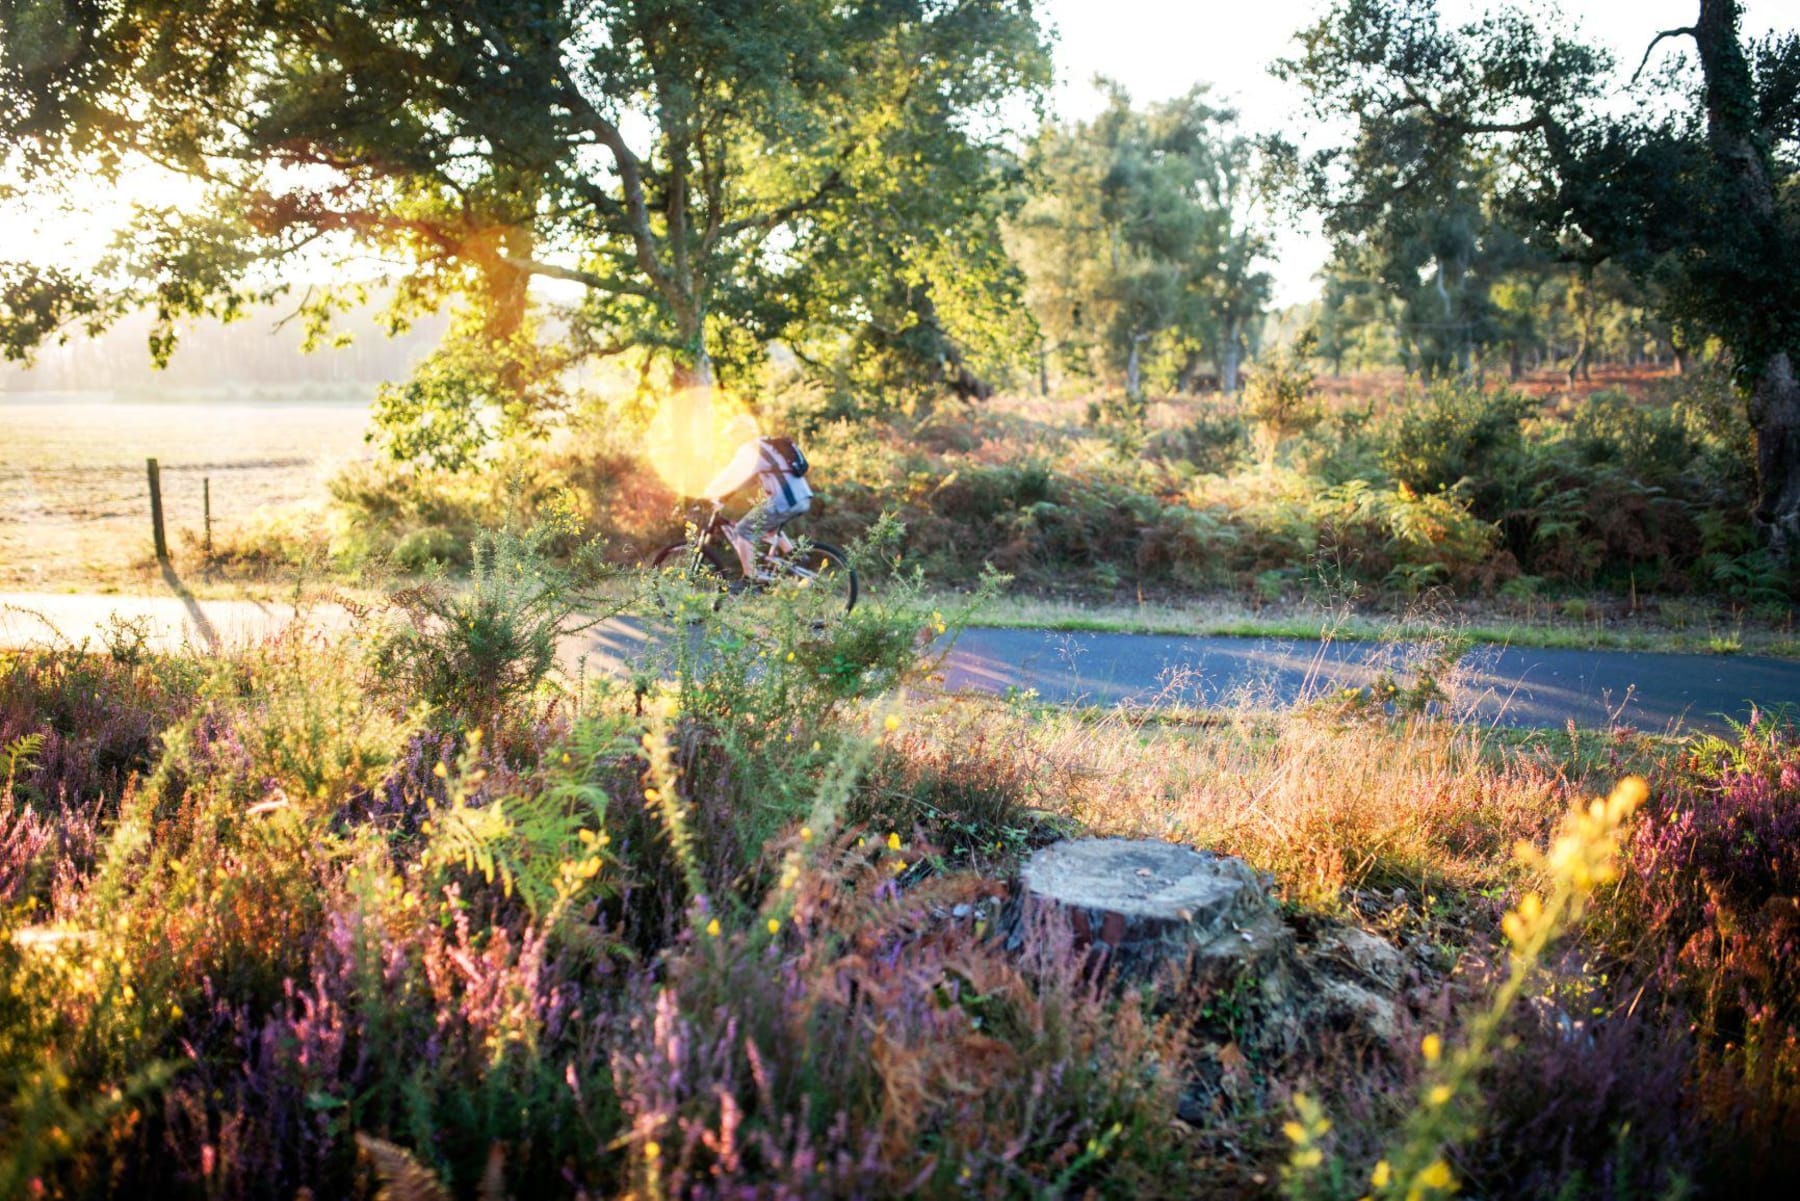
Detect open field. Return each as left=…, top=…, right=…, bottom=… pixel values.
left=0, top=393, right=372, bottom=591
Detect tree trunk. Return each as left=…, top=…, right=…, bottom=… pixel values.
left=671, top=348, right=714, bottom=389
left=1125, top=334, right=1145, bottom=400
left=1509, top=342, right=1524, bottom=381
left=1176, top=348, right=1203, bottom=394
left=1219, top=320, right=1243, bottom=393
left=1752, top=351, right=1800, bottom=556
left=1003, top=838, right=1288, bottom=983
left=1694, top=0, right=1798, bottom=556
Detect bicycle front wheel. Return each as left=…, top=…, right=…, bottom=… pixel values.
left=647, top=540, right=735, bottom=616
left=772, top=542, right=858, bottom=613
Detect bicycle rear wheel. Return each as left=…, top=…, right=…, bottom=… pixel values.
left=647, top=541, right=735, bottom=616
left=770, top=542, right=857, bottom=613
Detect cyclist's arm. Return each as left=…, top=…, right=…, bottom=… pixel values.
left=701, top=440, right=762, bottom=501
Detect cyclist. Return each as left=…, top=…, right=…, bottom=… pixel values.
left=701, top=417, right=813, bottom=581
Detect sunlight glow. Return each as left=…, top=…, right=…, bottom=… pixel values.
left=641, top=386, right=760, bottom=499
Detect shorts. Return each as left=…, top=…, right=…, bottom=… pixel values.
left=737, top=493, right=809, bottom=545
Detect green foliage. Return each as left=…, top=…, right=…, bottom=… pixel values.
left=370, top=321, right=574, bottom=472
left=1284, top=0, right=1800, bottom=541
left=1010, top=82, right=1274, bottom=397
left=0, top=262, right=112, bottom=363
left=369, top=524, right=620, bottom=729
left=1, top=0, right=1053, bottom=450
left=1244, top=331, right=1324, bottom=452
left=419, top=728, right=615, bottom=922
left=1379, top=384, right=1533, bottom=502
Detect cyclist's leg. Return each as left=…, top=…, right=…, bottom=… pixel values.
left=766, top=496, right=808, bottom=558
left=731, top=503, right=773, bottom=578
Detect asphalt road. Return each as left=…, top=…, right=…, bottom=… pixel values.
left=4, top=590, right=1794, bottom=732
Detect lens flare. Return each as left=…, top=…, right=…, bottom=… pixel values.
left=642, top=386, right=759, bottom=498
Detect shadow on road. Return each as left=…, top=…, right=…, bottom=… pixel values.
left=159, top=560, right=219, bottom=652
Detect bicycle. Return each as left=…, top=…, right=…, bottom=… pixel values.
left=648, top=502, right=858, bottom=615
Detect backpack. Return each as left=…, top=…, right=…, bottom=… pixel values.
left=757, top=436, right=812, bottom=512
left=760, top=435, right=808, bottom=478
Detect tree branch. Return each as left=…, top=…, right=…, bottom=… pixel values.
left=716, top=167, right=845, bottom=244
left=546, top=65, right=674, bottom=306
left=496, top=253, right=655, bottom=297
left=1632, top=27, right=1698, bottom=85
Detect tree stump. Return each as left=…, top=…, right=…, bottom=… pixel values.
left=1005, top=838, right=1291, bottom=986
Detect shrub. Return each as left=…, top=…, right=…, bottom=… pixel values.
left=0, top=647, right=197, bottom=809
left=1244, top=332, right=1324, bottom=456
left=1377, top=383, right=1534, bottom=511
left=369, top=524, right=619, bottom=730
left=609, top=842, right=1196, bottom=1199
left=392, top=524, right=466, bottom=572
left=1603, top=715, right=1800, bottom=1188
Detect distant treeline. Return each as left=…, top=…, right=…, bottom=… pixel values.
left=0, top=303, right=446, bottom=394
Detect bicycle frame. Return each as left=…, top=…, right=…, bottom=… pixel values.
left=684, top=503, right=794, bottom=576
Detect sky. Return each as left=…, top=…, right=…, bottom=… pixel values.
left=1043, top=0, right=1790, bottom=303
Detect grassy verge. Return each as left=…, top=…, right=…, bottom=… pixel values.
left=935, top=589, right=1800, bottom=657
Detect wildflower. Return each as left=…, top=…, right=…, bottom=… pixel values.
left=1415, top=1159, right=1455, bottom=1192
left=433, top=761, right=448, bottom=779
left=884, top=713, right=902, bottom=732
left=800, top=825, right=814, bottom=842
left=1371, top=1160, right=1391, bottom=1188
left=1420, top=1033, right=1441, bottom=1062
left=887, top=831, right=901, bottom=850
left=766, top=918, right=781, bottom=935
left=169, top=1004, right=183, bottom=1021
left=1426, top=1084, right=1452, bottom=1107
left=705, top=918, right=721, bottom=938
left=644, top=1140, right=661, bottom=1162
left=891, top=859, right=908, bottom=874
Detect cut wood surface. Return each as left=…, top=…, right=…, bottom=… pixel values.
left=1009, top=838, right=1288, bottom=979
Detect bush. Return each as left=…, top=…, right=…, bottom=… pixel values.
left=392, top=524, right=466, bottom=572
left=1378, top=383, right=1534, bottom=511
left=1604, top=715, right=1800, bottom=1188
left=1243, top=332, right=1324, bottom=456
left=369, top=524, right=619, bottom=730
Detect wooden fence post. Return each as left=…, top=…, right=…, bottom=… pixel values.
left=147, top=458, right=168, bottom=561
left=203, top=476, right=213, bottom=556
